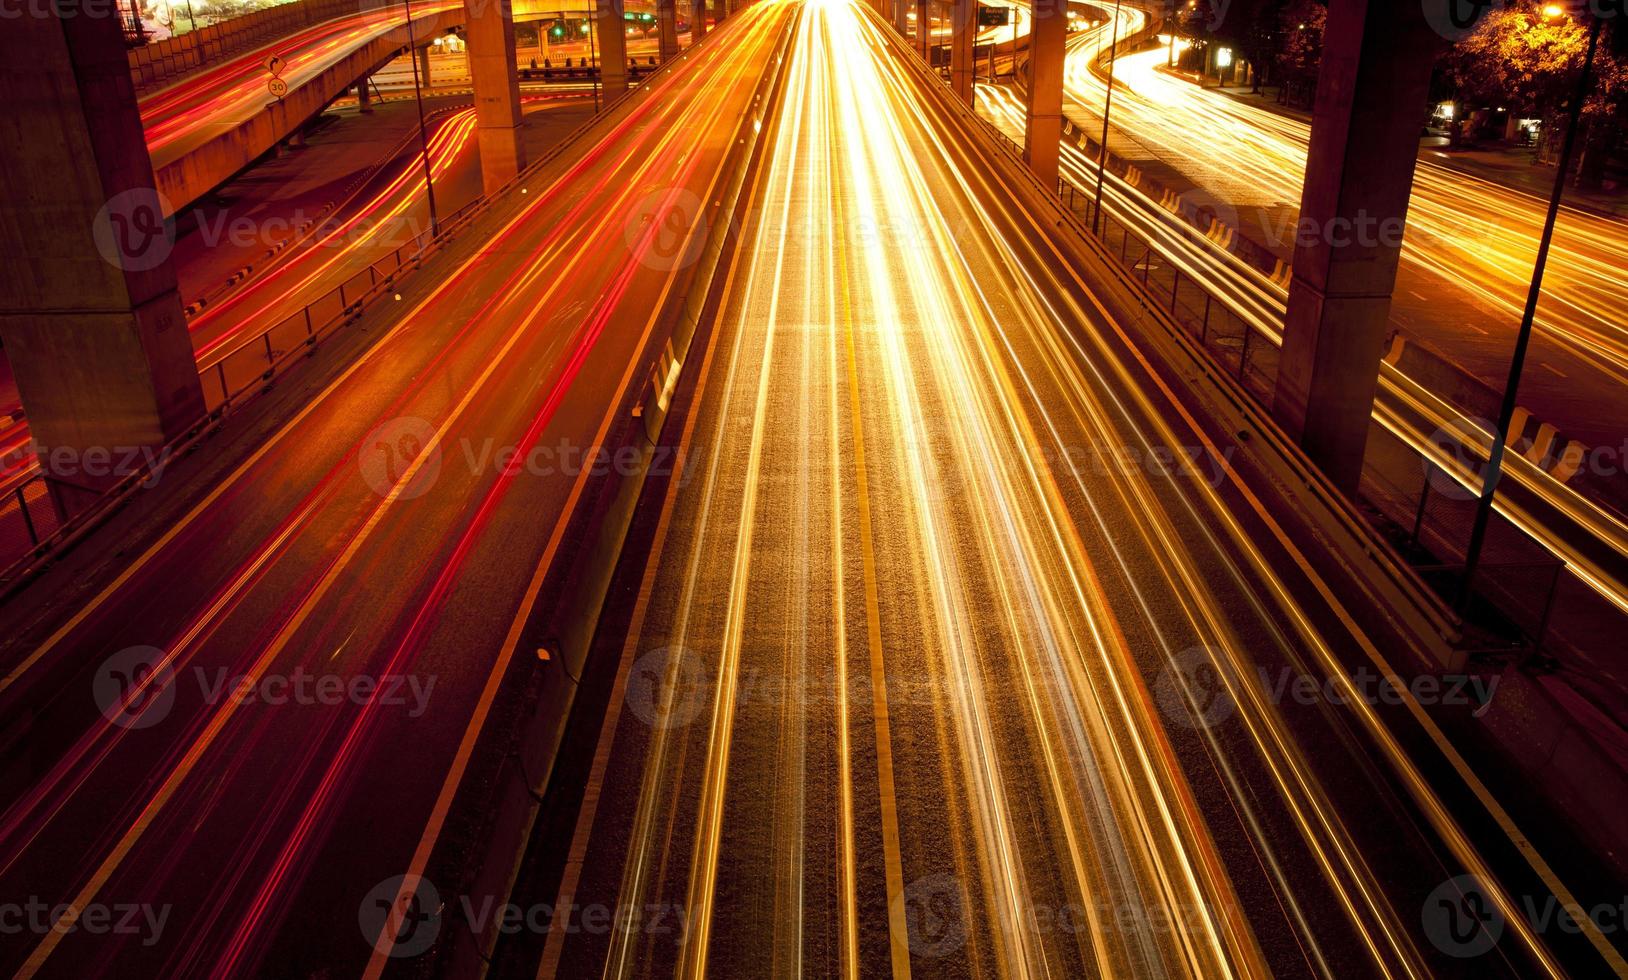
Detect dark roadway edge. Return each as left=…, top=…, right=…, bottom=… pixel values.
left=472, top=13, right=812, bottom=977
left=392, top=13, right=803, bottom=978
left=900, top=19, right=1628, bottom=976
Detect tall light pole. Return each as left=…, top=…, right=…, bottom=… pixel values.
left=1090, top=0, right=1122, bottom=235
left=1457, top=6, right=1603, bottom=611
left=586, top=18, right=601, bottom=111
left=401, top=0, right=441, bottom=238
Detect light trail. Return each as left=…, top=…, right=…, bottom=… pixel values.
left=549, top=0, right=1591, bottom=976
left=1073, top=26, right=1628, bottom=384
left=976, top=13, right=1628, bottom=619
left=138, top=2, right=465, bottom=160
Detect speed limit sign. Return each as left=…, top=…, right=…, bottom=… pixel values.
left=267, top=77, right=288, bottom=99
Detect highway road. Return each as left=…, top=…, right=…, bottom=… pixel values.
left=537, top=1, right=1617, bottom=976
left=0, top=4, right=794, bottom=975
left=1051, top=8, right=1628, bottom=455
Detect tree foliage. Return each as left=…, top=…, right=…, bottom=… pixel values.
left=1446, top=9, right=1626, bottom=123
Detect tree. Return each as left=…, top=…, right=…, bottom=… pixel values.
left=1445, top=9, right=1626, bottom=173
left=1274, top=0, right=1324, bottom=107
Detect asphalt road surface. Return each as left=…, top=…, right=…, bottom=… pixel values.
left=537, top=1, right=1621, bottom=977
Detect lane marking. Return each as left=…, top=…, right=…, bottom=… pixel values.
left=830, top=48, right=912, bottom=977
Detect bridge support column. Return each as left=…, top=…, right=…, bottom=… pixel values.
left=357, top=77, right=373, bottom=112
left=893, top=0, right=909, bottom=35
left=950, top=0, right=974, bottom=104
left=658, top=0, right=680, bottom=60
left=416, top=44, right=433, bottom=87
left=710, top=0, right=726, bottom=30
left=692, top=0, right=707, bottom=41
left=0, top=9, right=204, bottom=512
left=1024, top=0, right=1065, bottom=187
left=598, top=0, right=629, bottom=95
left=464, top=0, right=526, bottom=194
left=917, top=0, right=930, bottom=60
left=1273, top=0, right=1441, bottom=491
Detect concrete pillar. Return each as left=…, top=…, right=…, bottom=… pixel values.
left=415, top=44, right=433, bottom=87
left=357, top=77, right=373, bottom=113
left=918, top=0, right=930, bottom=60
left=0, top=8, right=204, bottom=511
left=464, top=0, right=525, bottom=194
left=1024, top=0, right=1065, bottom=187
left=658, top=0, right=680, bottom=60
left=950, top=0, right=975, bottom=104
left=710, top=0, right=726, bottom=30
left=691, top=0, right=707, bottom=41
left=1273, top=0, right=1443, bottom=491
left=597, top=0, right=629, bottom=95
left=893, top=0, right=909, bottom=35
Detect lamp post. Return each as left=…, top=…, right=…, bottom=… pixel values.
left=1090, top=0, right=1122, bottom=235
left=586, top=18, right=600, bottom=111
left=401, top=0, right=440, bottom=239
left=1457, top=6, right=1603, bottom=612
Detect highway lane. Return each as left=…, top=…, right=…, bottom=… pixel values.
left=0, top=5, right=795, bottom=976
left=541, top=1, right=1611, bottom=976
left=1056, top=11, right=1628, bottom=453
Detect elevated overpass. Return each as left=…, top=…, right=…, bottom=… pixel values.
left=141, top=0, right=663, bottom=215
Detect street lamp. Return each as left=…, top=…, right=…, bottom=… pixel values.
left=1457, top=5, right=1604, bottom=611
left=399, top=0, right=440, bottom=239
left=1091, top=0, right=1123, bottom=235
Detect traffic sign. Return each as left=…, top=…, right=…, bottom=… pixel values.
left=268, top=77, right=289, bottom=99
left=264, top=54, right=285, bottom=77
left=977, top=5, right=1010, bottom=26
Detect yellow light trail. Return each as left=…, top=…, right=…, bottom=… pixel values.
left=569, top=0, right=1592, bottom=977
